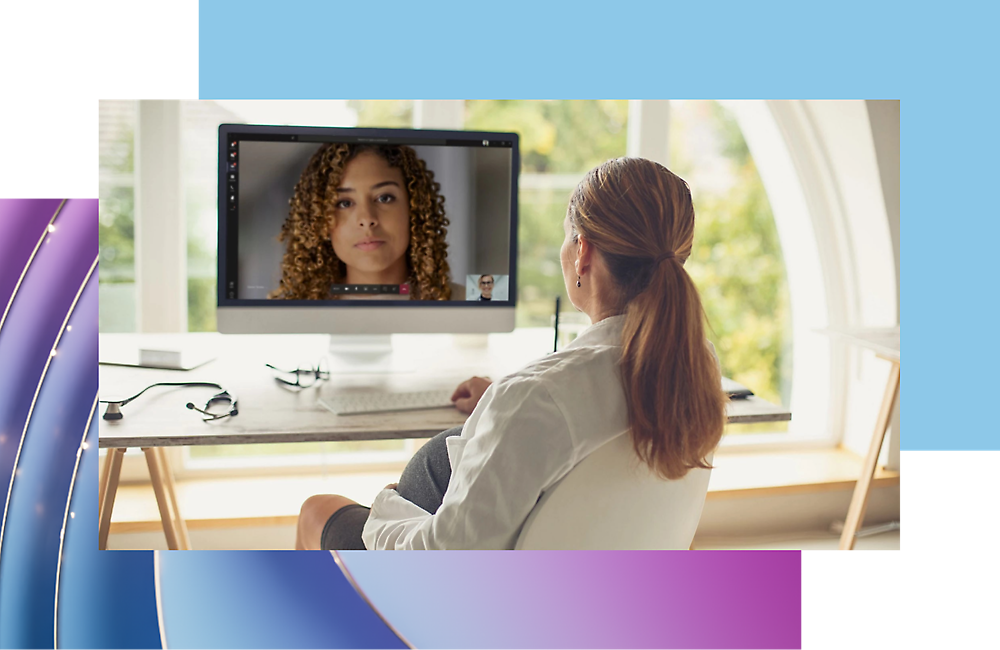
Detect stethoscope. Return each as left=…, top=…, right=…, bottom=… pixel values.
left=100, top=382, right=239, bottom=422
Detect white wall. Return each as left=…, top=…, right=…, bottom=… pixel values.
left=866, top=99, right=901, bottom=469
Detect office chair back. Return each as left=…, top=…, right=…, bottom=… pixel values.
left=514, top=433, right=713, bottom=550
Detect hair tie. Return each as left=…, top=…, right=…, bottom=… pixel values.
left=654, top=251, right=676, bottom=264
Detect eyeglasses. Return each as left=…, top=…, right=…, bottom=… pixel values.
left=266, top=358, right=330, bottom=389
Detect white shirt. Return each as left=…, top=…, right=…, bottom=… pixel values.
left=362, top=315, right=631, bottom=550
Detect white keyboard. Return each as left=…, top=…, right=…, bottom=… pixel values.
left=320, top=389, right=455, bottom=415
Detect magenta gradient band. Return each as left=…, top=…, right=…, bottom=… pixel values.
left=339, top=550, right=801, bottom=649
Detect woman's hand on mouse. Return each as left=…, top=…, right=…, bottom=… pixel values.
left=451, top=376, right=493, bottom=414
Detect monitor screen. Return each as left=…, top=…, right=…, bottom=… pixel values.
left=217, top=124, right=519, bottom=334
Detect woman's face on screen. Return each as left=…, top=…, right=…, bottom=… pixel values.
left=328, top=150, right=410, bottom=276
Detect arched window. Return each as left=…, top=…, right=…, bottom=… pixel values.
left=729, top=100, right=898, bottom=455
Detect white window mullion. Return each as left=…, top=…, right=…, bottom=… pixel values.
left=135, top=100, right=186, bottom=332
left=413, top=100, right=465, bottom=130
left=627, top=100, right=671, bottom=165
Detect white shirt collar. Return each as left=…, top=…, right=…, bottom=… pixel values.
left=565, top=314, right=625, bottom=349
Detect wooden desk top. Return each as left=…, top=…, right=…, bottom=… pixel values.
left=99, top=331, right=790, bottom=448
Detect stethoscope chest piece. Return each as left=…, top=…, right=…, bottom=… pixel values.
left=103, top=402, right=123, bottom=421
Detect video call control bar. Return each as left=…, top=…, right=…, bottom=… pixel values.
left=330, top=284, right=410, bottom=295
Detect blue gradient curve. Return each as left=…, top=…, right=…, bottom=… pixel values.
left=57, top=419, right=162, bottom=649
left=0, top=199, right=98, bottom=557
left=0, top=271, right=97, bottom=647
left=157, top=552, right=406, bottom=649
left=0, top=199, right=160, bottom=649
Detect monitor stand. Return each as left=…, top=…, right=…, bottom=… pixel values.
left=326, top=334, right=413, bottom=374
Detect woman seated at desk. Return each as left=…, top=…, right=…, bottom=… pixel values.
left=296, top=157, right=727, bottom=550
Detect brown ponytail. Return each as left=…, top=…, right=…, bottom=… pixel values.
left=569, top=158, right=726, bottom=480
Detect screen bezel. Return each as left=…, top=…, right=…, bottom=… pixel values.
left=218, top=123, right=519, bottom=309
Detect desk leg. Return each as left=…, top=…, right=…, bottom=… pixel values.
left=839, top=361, right=901, bottom=550
left=156, top=447, right=191, bottom=550
left=98, top=448, right=125, bottom=550
left=144, top=448, right=188, bottom=550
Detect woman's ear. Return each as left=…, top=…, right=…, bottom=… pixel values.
left=576, top=236, right=594, bottom=276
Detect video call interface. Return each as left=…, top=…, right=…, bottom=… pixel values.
left=223, top=131, right=514, bottom=303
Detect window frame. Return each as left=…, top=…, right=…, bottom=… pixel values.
left=711, top=100, right=838, bottom=453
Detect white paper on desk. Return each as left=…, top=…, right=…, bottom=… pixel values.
left=99, top=333, right=218, bottom=370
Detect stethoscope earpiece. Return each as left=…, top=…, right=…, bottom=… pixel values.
left=186, top=392, right=239, bottom=421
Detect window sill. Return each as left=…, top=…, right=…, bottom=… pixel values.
left=708, top=446, right=899, bottom=499
left=108, top=447, right=898, bottom=534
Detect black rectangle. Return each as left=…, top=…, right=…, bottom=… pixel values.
left=232, top=133, right=450, bottom=147
left=227, top=133, right=512, bottom=149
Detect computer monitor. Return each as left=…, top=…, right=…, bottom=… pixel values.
left=216, top=124, right=519, bottom=337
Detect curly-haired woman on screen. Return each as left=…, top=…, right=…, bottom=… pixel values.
left=270, top=143, right=462, bottom=300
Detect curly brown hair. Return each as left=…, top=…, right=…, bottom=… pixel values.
left=269, top=143, right=452, bottom=300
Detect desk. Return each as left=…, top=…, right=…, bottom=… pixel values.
left=821, top=327, right=900, bottom=550
left=99, top=330, right=791, bottom=549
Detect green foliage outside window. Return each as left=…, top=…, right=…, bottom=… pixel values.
left=466, top=100, right=791, bottom=411
left=671, top=102, right=791, bottom=408
left=467, top=99, right=628, bottom=173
